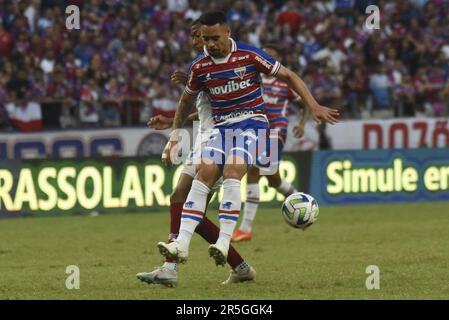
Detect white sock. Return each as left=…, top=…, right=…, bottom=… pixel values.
left=217, top=179, right=242, bottom=252
left=277, top=180, right=297, bottom=197
left=176, top=179, right=210, bottom=249
left=163, top=262, right=177, bottom=272
left=168, top=233, right=178, bottom=242
left=239, top=183, right=260, bottom=232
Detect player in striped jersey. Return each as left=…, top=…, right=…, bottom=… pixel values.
left=159, top=11, right=338, bottom=268
left=233, top=44, right=311, bottom=242
left=137, top=19, right=255, bottom=287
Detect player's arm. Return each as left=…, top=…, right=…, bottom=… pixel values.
left=148, top=111, right=198, bottom=130
left=170, top=64, right=199, bottom=130
left=275, top=66, right=339, bottom=124
left=161, top=90, right=196, bottom=166
left=171, top=70, right=188, bottom=86
left=187, top=112, right=199, bottom=122
left=146, top=69, right=197, bottom=131
left=172, top=91, right=196, bottom=130
left=161, top=61, right=202, bottom=165
left=147, top=115, right=173, bottom=130
left=170, top=69, right=199, bottom=123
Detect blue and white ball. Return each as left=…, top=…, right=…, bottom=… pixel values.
left=281, top=192, right=319, bottom=229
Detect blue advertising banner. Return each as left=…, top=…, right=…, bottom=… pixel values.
left=310, top=148, right=449, bottom=205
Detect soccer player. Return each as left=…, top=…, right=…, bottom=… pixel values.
left=159, top=11, right=338, bottom=267
left=136, top=19, right=255, bottom=287
left=232, top=44, right=310, bottom=242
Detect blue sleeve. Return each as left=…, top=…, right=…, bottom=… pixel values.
left=239, top=42, right=281, bottom=77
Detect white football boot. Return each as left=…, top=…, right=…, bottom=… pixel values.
left=136, top=267, right=178, bottom=288
left=222, top=266, right=256, bottom=284
left=157, top=240, right=188, bottom=264
left=208, top=243, right=228, bottom=267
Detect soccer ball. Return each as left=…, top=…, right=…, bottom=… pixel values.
left=281, top=192, right=319, bottom=229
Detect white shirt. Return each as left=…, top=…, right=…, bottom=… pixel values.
left=40, top=58, right=55, bottom=74
left=312, top=48, right=346, bottom=73
left=196, top=91, right=214, bottom=134
left=167, top=0, right=188, bottom=12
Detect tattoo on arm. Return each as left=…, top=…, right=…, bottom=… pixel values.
left=172, top=92, right=194, bottom=130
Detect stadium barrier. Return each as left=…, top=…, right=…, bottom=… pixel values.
left=0, top=148, right=447, bottom=217
left=1, top=118, right=447, bottom=160
left=0, top=127, right=172, bottom=159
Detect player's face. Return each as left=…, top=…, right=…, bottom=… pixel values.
left=190, top=25, right=203, bottom=52
left=201, top=24, right=231, bottom=58
left=263, top=48, right=280, bottom=61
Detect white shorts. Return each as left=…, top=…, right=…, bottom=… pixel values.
left=181, top=131, right=223, bottom=192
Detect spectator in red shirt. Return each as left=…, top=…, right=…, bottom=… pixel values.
left=0, top=24, right=13, bottom=56
left=151, top=2, right=171, bottom=33
left=275, top=1, right=302, bottom=35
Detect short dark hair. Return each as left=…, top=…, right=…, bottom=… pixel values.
left=262, top=43, right=281, bottom=55
left=199, top=11, right=227, bottom=26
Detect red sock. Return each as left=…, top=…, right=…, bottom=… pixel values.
left=166, top=202, right=183, bottom=263
left=196, top=216, right=244, bottom=269
left=169, top=202, right=183, bottom=237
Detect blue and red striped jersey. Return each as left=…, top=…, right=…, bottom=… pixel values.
left=262, top=75, right=299, bottom=133
left=185, top=38, right=281, bottom=125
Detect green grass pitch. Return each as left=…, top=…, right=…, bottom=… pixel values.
left=1, top=202, right=448, bottom=299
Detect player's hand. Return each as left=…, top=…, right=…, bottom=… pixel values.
left=311, top=105, right=339, bottom=125
left=293, top=123, right=305, bottom=138
left=161, top=139, right=179, bottom=166
left=171, top=70, right=188, bottom=86
left=147, top=115, right=173, bottom=130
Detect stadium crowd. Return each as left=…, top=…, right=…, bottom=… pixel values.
left=0, top=0, right=448, bottom=131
